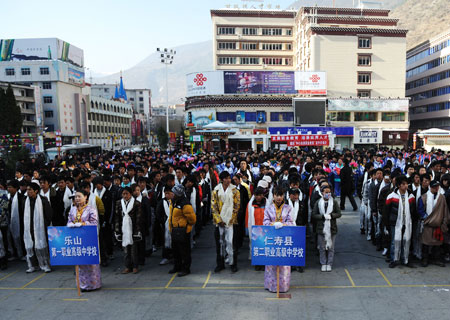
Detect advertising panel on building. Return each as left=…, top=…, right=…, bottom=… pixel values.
left=186, top=109, right=216, bottom=127
left=295, top=71, right=327, bottom=95
left=354, top=128, right=382, bottom=144
left=0, top=38, right=84, bottom=67
left=293, top=98, right=326, bottom=126
left=186, top=71, right=327, bottom=97
left=328, top=99, right=409, bottom=112
left=236, top=111, right=245, bottom=124
left=269, top=127, right=354, bottom=136
left=186, top=71, right=224, bottom=97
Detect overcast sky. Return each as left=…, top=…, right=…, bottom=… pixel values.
left=1, top=0, right=295, bottom=75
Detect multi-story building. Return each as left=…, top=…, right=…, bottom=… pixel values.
left=83, top=85, right=132, bottom=149
left=0, top=82, right=43, bottom=134
left=0, top=38, right=85, bottom=144
left=407, top=28, right=450, bottom=132
left=186, top=6, right=409, bottom=150
left=211, top=9, right=296, bottom=70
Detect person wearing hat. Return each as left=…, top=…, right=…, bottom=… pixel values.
left=115, top=186, right=143, bottom=274
left=312, top=184, right=342, bottom=272
left=168, top=185, right=196, bottom=277
left=417, top=180, right=449, bottom=267
left=245, top=186, right=266, bottom=271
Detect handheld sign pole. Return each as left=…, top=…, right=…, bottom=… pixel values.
left=75, top=265, right=81, bottom=297
left=276, top=266, right=280, bottom=299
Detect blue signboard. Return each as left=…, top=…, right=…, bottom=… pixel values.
left=47, top=226, right=100, bottom=266
left=251, top=226, right=306, bottom=266
left=269, top=126, right=354, bottom=136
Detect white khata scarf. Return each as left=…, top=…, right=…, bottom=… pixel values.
left=190, top=187, right=197, bottom=213
left=425, top=190, right=438, bottom=216
left=24, top=195, right=46, bottom=254
left=121, top=197, right=135, bottom=247
left=96, top=187, right=106, bottom=200
left=318, top=197, right=333, bottom=250
left=394, top=191, right=412, bottom=263
left=63, top=187, right=74, bottom=210
left=10, top=193, right=20, bottom=239
left=288, top=198, right=300, bottom=225
left=217, top=184, right=235, bottom=226
left=163, top=199, right=172, bottom=248
left=135, top=194, right=142, bottom=203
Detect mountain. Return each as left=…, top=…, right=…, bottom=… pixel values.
left=390, top=0, right=450, bottom=50
left=93, top=40, right=213, bottom=105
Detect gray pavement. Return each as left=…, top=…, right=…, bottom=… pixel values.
left=1, top=202, right=450, bottom=320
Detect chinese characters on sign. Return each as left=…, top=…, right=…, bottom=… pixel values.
left=47, top=226, right=100, bottom=266
left=251, top=226, right=306, bottom=266
left=271, top=134, right=329, bottom=147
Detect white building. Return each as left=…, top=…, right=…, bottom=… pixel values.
left=0, top=38, right=85, bottom=144
left=407, top=28, right=450, bottom=132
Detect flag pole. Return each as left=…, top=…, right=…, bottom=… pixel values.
left=75, top=265, right=81, bottom=297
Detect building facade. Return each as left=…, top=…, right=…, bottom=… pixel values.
left=0, top=38, right=85, bottom=144
left=407, top=29, right=450, bottom=132
left=211, top=9, right=296, bottom=70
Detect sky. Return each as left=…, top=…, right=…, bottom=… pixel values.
left=1, top=0, right=295, bottom=75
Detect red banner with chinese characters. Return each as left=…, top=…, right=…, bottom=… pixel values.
left=271, top=134, right=329, bottom=147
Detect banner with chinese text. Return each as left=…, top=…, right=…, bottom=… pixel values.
left=47, top=226, right=100, bottom=266
left=271, top=134, right=329, bottom=147
left=251, top=226, right=306, bottom=266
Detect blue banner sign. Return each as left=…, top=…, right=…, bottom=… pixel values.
left=251, top=226, right=306, bottom=266
left=47, top=226, right=100, bottom=266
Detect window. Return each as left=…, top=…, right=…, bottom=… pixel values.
left=358, top=55, right=371, bottom=66
left=40, top=67, right=50, bottom=75
left=139, top=97, right=144, bottom=101
left=21, top=68, right=31, bottom=75
left=139, top=91, right=143, bottom=94
left=270, top=112, right=294, bottom=122
left=242, top=28, right=257, bottom=35
left=44, top=111, right=54, bottom=118
left=358, top=37, right=371, bottom=48
left=382, top=112, right=405, bottom=121
left=262, top=58, right=283, bottom=65
left=262, top=28, right=282, bottom=36
left=42, top=82, right=52, bottom=90
left=240, top=57, right=259, bottom=65
left=262, top=43, right=283, bottom=50
left=357, top=90, right=371, bottom=98
left=5, top=68, right=15, bottom=76
left=104, top=88, right=109, bottom=93
left=139, top=103, right=144, bottom=108
left=218, top=27, right=235, bottom=35
left=218, top=57, right=237, bottom=65
left=241, top=43, right=257, bottom=50
left=287, top=44, right=292, bottom=50
left=286, top=29, right=292, bottom=36
left=129, top=97, right=134, bottom=101
left=43, top=96, right=53, bottom=103
left=358, top=72, right=371, bottom=84
left=245, top=112, right=256, bottom=122
left=327, top=112, right=351, bottom=122
left=354, top=112, right=377, bottom=121
left=218, top=42, right=236, bottom=50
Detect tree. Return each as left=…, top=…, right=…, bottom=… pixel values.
left=0, top=84, right=22, bottom=135
left=156, top=126, right=168, bottom=150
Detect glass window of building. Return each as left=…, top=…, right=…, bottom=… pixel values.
left=354, top=112, right=377, bottom=121
left=382, top=112, right=405, bottom=121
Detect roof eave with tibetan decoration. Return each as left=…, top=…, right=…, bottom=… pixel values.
left=309, top=27, right=408, bottom=37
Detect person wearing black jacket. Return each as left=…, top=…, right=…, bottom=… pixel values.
left=369, top=168, right=383, bottom=246
left=339, top=159, right=357, bottom=211
left=232, top=173, right=250, bottom=249
left=115, top=186, right=143, bottom=274
left=39, top=176, right=65, bottom=226
left=132, top=184, right=151, bottom=266
left=184, top=175, right=201, bottom=240
left=7, top=180, right=25, bottom=260
left=93, top=177, right=113, bottom=266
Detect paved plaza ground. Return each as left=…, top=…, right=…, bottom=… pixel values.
left=1, top=201, right=450, bottom=320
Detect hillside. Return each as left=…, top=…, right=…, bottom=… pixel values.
left=390, top=0, right=450, bottom=49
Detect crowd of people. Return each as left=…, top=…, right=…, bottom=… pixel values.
left=0, top=147, right=449, bottom=293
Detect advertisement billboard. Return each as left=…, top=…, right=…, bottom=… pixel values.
left=224, top=71, right=296, bottom=94
left=0, top=38, right=84, bottom=67
left=186, top=110, right=216, bottom=127
left=236, top=111, right=245, bottom=124
left=293, top=98, right=326, bottom=126
left=271, top=134, right=329, bottom=147
left=328, top=99, right=409, bottom=112
left=256, top=111, right=266, bottom=124
left=295, top=71, right=327, bottom=95
left=186, top=71, right=327, bottom=97
left=269, top=126, right=354, bottom=136
left=186, top=71, right=224, bottom=97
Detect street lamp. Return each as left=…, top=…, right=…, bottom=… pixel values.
left=156, top=47, right=176, bottom=134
